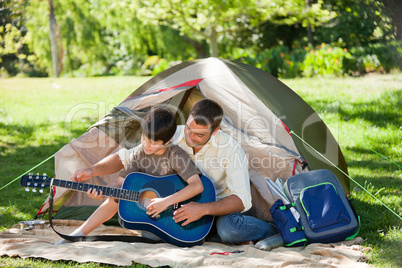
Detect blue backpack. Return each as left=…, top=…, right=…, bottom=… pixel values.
left=270, top=169, right=360, bottom=246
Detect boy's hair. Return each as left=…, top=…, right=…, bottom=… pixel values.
left=189, top=99, right=223, bottom=132
left=141, top=107, right=177, bottom=144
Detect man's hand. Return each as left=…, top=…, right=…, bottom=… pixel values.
left=173, top=202, right=205, bottom=226
left=71, top=168, right=93, bottom=183
left=172, top=196, right=245, bottom=226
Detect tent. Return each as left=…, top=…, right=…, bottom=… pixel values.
left=37, top=57, right=349, bottom=223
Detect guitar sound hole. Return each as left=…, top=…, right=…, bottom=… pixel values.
left=139, top=190, right=158, bottom=209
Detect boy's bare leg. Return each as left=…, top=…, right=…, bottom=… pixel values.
left=55, top=177, right=124, bottom=244
left=78, top=176, right=124, bottom=235
left=77, top=197, right=119, bottom=235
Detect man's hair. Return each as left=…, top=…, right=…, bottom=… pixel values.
left=189, top=99, right=223, bottom=132
left=141, top=107, right=177, bottom=144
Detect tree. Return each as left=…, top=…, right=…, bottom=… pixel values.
left=26, top=0, right=121, bottom=76
left=305, top=0, right=315, bottom=46
left=137, top=0, right=336, bottom=57
left=1, top=0, right=27, bottom=75
left=316, top=0, right=397, bottom=47
left=24, top=0, right=199, bottom=76
left=48, top=0, right=59, bottom=77
left=383, top=0, right=402, bottom=40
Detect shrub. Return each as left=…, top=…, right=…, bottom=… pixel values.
left=232, top=46, right=304, bottom=78
left=234, top=42, right=401, bottom=78
left=301, top=44, right=352, bottom=77
left=343, top=41, right=402, bottom=75
left=152, top=58, right=169, bottom=75
left=370, top=41, right=402, bottom=73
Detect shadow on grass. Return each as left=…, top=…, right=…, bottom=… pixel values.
left=344, top=141, right=401, bottom=267
left=346, top=143, right=401, bottom=180
left=350, top=197, right=402, bottom=268
left=339, top=90, right=402, bottom=127
left=0, top=119, right=91, bottom=229
left=347, top=158, right=401, bottom=176
left=0, top=122, right=35, bottom=147
left=306, top=89, right=402, bottom=128
left=0, top=143, right=66, bottom=229
left=348, top=171, right=401, bottom=267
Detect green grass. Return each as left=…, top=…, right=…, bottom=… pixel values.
left=1, top=74, right=401, bottom=267
left=282, top=74, right=402, bottom=267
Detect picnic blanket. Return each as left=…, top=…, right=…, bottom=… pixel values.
left=0, top=220, right=372, bottom=267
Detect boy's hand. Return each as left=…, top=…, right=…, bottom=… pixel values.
left=147, top=198, right=169, bottom=218
left=87, top=188, right=104, bottom=200
left=71, top=168, right=93, bottom=182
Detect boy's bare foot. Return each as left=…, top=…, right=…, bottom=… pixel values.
left=54, top=230, right=85, bottom=245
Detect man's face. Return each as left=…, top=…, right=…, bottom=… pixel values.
left=141, top=134, right=167, bottom=155
left=184, top=115, right=216, bottom=149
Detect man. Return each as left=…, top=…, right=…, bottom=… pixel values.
left=124, top=99, right=278, bottom=244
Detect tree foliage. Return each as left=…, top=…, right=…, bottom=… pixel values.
left=137, top=0, right=336, bottom=56
left=1, top=0, right=400, bottom=77
left=0, top=0, right=46, bottom=76
left=0, top=0, right=28, bottom=59
left=24, top=0, right=198, bottom=76
left=315, top=0, right=397, bottom=47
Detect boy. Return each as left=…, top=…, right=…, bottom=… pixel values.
left=55, top=107, right=203, bottom=244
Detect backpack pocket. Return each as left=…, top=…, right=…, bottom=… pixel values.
left=300, top=183, right=351, bottom=233
left=270, top=199, right=307, bottom=247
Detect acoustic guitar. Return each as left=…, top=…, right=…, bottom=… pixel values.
left=21, top=172, right=216, bottom=247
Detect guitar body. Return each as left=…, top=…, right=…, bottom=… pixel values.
left=118, top=173, right=216, bottom=247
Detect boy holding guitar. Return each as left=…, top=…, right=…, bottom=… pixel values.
left=56, top=107, right=204, bottom=244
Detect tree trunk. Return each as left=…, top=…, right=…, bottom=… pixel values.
left=305, top=0, right=314, bottom=46
left=388, top=0, right=402, bottom=40
left=306, top=24, right=315, bottom=46
left=48, top=0, right=59, bottom=77
left=183, top=35, right=208, bottom=58
left=209, top=28, right=219, bottom=57
left=56, top=25, right=63, bottom=75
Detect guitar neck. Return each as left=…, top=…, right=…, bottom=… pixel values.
left=51, top=178, right=140, bottom=202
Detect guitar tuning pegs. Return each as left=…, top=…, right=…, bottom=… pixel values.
left=39, top=189, right=43, bottom=194
left=32, top=188, right=37, bottom=193
left=25, top=187, right=30, bottom=192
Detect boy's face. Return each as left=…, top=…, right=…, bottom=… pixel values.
left=141, top=134, right=167, bottom=156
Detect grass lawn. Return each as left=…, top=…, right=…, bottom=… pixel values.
left=0, top=73, right=401, bottom=267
